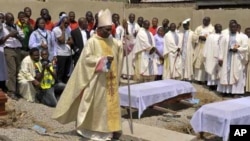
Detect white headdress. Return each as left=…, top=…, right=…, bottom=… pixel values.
left=98, top=9, right=112, bottom=27
left=182, top=18, right=191, bottom=24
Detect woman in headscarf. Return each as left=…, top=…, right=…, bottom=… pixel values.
left=154, top=26, right=165, bottom=80
left=29, top=17, right=54, bottom=61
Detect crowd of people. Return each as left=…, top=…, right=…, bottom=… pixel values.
left=0, top=7, right=250, bottom=105
left=0, top=6, right=250, bottom=141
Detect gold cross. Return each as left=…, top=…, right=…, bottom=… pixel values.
left=108, top=72, right=116, bottom=97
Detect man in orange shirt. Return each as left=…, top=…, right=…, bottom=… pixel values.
left=24, top=7, right=35, bottom=29
left=149, top=17, right=158, bottom=36
left=111, top=13, right=119, bottom=37
left=111, top=23, right=116, bottom=37
left=68, top=11, right=78, bottom=30
left=40, top=8, right=54, bottom=31
left=86, top=11, right=94, bottom=32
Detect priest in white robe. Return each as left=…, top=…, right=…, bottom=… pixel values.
left=132, top=20, right=158, bottom=82
left=203, top=24, right=222, bottom=89
left=221, top=20, right=237, bottom=35
left=244, top=28, right=250, bottom=92
left=180, top=19, right=196, bottom=81
left=120, top=13, right=140, bottom=80
left=193, top=17, right=214, bottom=83
left=217, top=22, right=248, bottom=95
left=163, top=23, right=183, bottom=79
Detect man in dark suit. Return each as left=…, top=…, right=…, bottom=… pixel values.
left=71, top=17, right=90, bottom=65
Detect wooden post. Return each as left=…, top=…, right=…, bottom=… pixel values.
left=179, top=99, right=195, bottom=107
left=0, top=89, right=8, bottom=116
left=152, top=106, right=177, bottom=115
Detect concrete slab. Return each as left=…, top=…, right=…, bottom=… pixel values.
left=121, top=121, right=197, bottom=141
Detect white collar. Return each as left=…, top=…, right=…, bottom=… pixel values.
left=38, top=28, right=46, bottom=33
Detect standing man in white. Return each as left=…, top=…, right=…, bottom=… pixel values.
left=193, top=17, right=214, bottom=83
left=180, top=18, right=196, bottom=81
left=203, top=24, right=222, bottom=90
left=121, top=13, right=140, bottom=80
left=163, top=23, right=183, bottom=79
left=133, top=20, right=158, bottom=82
left=217, top=22, right=248, bottom=96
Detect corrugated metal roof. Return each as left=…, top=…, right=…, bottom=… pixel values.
left=141, top=0, right=193, bottom=2
left=195, top=0, right=250, bottom=9
left=196, top=0, right=250, bottom=6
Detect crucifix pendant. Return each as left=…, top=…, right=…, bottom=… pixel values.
left=108, top=71, right=116, bottom=97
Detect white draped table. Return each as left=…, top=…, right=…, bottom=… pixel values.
left=119, top=79, right=196, bottom=118
left=190, top=97, right=250, bottom=141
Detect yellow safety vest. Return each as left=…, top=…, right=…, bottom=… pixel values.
left=34, top=62, right=55, bottom=89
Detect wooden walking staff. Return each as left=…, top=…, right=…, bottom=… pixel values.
left=122, top=2, right=134, bottom=134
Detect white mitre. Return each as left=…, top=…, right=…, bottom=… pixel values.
left=98, top=9, right=112, bottom=27
left=182, top=18, right=191, bottom=24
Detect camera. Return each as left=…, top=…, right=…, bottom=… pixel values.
left=41, top=60, right=49, bottom=66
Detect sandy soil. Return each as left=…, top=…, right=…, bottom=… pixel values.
left=0, top=82, right=238, bottom=141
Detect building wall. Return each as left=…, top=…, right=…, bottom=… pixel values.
left=0, top=0, right=249, bottom=30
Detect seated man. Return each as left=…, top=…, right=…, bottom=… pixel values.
left=18, top=48, right=41, bottom=102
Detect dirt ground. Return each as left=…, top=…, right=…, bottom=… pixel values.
left=0, top=81, right=239, bottom=141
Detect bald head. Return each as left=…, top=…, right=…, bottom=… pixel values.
left=143, top=20, right=150, bottom=30
left=137, top=16, right=144, bottom=27
left=129, top=13, right=135, bottom=23
left=68, top=11, right=75, bottom=22
left=5, top=13, right=14, bottom=25
left=203, top=17, right=211, bottom=26
left=78, top=17, right=88, bottom=29
left=85, top=11, right=93, bottom=23
left=245, top=27, right=250, bottom=38
left=170, top=23, right=176, bottom=32
left=230, top=22, right=238, bottom=34
left=162, top=18, right=169, bottom=27
left=0, top=13, right=4, bottom=23
left=214, top=24, right=222, bottom=34
left=229, top=19, right=237, bottom=25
